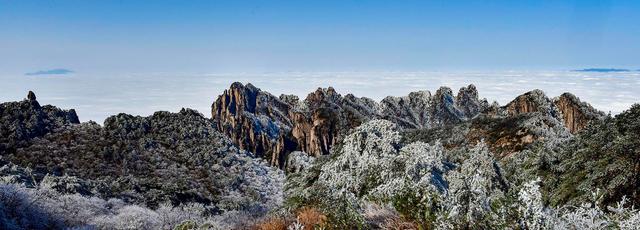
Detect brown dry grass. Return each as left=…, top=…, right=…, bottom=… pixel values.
left=252, top=217, right=288, bottom=230
left=296, top=207, right=327, bottom=230
left=380, top=217, right=419, bottom=230
left=363, top=203, right=419, bottom=230
left=250, top=207, right=327, bottom=230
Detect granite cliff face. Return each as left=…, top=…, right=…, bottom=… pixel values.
left=504, top=89, right=555, bottom=116
left=502, top=90, right=604, bottom=134
left=212, top=83, right=381, bottom=166
left=211, top=83, right=293, bottom=166
left=211, top=82, right=489, bottom=166
left=553, top=93, right=605, bottom=133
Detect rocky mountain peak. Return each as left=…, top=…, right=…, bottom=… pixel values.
left=211, top=82, right=292, bottom=166
left=504, top=89, right=554, bottom=116
left=212, top=83, right=491, bottom=166
left=1, top=92, right=80, bottom=154
left=305, top=87, right=341, bottom=107
left=456, top=84, right=488, bottom=117
left=27, top=91, right=37, bottom=101
left=279, top=94, right=300, bottom=106
left=211, top=82, right=606, bottom=167
left=553, top=93, right=605, bottom=133
left=501, top=90, right=604, bottom=134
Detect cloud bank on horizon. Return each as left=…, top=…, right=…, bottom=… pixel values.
left=1, top=71, right=638, bottom=123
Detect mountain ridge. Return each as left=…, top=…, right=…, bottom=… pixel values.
left=211, top=82, right=605, bottom=166
left=0, top=86, right=637, bottom=229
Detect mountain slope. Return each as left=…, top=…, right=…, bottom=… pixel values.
left=0, top=93, right=284, bottom=227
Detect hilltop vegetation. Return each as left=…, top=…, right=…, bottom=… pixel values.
left=0, top=94, right=283, bottom=229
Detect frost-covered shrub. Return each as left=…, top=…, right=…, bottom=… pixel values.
left=0, top=183, right=63, bottom=230
left=518, top=178, right=547, bottom=229
left=0, top=181, right=224, bottom=229
left=317, top=119, right=402, bottom=197
left=618, top=211, right=640, bottom=229
left=284, top=120, right=449, bottom=227
left=514, top=178, right=640, bottom=230
left=317, top=120, right=446, bottom=200
left=155, top=202, right=208, bottom=229
left=216, top=153, right=285, bottom=218
left=554, top=204, right=611, bottom=229
left=0, top=172, right=284, bottom=230
left=439, top=142, right=507, bottom=228
left=285, top=120, right=516, bottom=227
left=286, top=151, right=315, bottom=173
left=362, top=203, right=417, bottom=229
left=39, top=174, right=91, bottom=195
left=91, top=205, right=161, bottom=230
left=285, top=114, right=640, bottom=228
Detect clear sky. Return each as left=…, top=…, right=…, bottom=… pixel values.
left=1, top=0, right=639, bottom=74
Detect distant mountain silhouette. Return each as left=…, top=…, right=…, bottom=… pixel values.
left=25, top=68, right=74, bottom=75
left=573, top=68, right=630, bottom=73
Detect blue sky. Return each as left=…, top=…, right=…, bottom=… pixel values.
left=1, top=0, right=638, bottom=74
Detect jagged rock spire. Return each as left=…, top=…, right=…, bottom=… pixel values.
left=27, top=91, right=36, bottom=101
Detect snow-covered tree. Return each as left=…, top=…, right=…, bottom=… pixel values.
left=440, top=142, right=507, bottom=228
left=316, top=120, right=446, bottom=200
left=518, top=178, right=547, bottom=229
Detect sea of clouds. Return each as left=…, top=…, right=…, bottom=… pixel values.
left=1, top=71, right=639, bottom=122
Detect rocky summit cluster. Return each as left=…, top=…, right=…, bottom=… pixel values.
left=1, top=83, right=639, bottom=229
left=211, top=82, right=604, bottom=167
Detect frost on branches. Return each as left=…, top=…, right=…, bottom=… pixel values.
left=286, top=151, right=315, bottom=173
left=518, top=177, right=546, bottom=229
left=516, top=179, right=640, bottom=229
left=439, top=141, right=507, bottom=228
left=283, top=119, right=640, bottom=229
left=0, top=149, right=286, bottom=230
left=317, top=119, right=446, bottom=201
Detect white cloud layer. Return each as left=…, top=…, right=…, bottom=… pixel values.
left=1, top=71, right=639, bottom=122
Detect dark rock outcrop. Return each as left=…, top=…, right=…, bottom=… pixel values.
left=212, top=82, right=488, bottom=166
left=0, top=92, right=79, bottom=154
